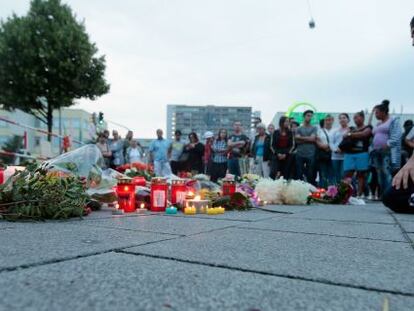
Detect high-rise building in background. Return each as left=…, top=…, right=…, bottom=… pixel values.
left=167, top=105, right=260, bottom=139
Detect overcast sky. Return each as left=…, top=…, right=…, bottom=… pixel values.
left=1, top=0, right=414, bottom=138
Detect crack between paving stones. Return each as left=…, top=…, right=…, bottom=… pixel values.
left=0, top=236, right=182, bottom=274
left=289, top=216, right=396, bottom=226
left=74, top=222, right=185, bottom=237
left=77, top=221, right=238, bottom=238
left=233, top=226, right=409, bottom=243
left=387, top=211, right=414, bottom=250
left=160, top=214, right=278, bottom=223
left=183, top=225, right=239, bottom=238
left=0, top=225, right=240, bottom=274
left=116, top=250, right=414, bottom=298
left=251, top=207, right=294, bottom=214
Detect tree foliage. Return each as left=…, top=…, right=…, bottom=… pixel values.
left=0, top=0, right=110, bottom=140
left=0, top=135, right=23, bottom=164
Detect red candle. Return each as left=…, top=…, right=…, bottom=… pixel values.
left=222, top=180, right=236, bottom=196
left=150, top=177, right=168, bottom=212
left=0, top=168, right=4, bottom=185
left=116, top=178, right=136, bottom=213
left=171, top=179, right=186, bottom=205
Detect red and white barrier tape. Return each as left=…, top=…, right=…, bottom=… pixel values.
left=0, top=150, right=49, bottom=161
left=0, top=116, right=84, bottom=145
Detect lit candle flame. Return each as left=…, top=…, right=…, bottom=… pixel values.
left=194, top=195, right=201, bottom=201
left=140, top=203, right=145, bottom=209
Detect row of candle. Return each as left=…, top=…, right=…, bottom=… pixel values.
left=184, top=206, right=225, bottom=215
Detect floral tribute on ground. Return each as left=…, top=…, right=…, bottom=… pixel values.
left=0, top=146, right=359, bottom=221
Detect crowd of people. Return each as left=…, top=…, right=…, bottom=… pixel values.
left=95, top=129, right=145, bottom=169
left=94, top=99, right=414, bottom=205
left=90, top=18, right=414, bottom=213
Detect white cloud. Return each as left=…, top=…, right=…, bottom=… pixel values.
left=1, top=0, right=414, bottom=137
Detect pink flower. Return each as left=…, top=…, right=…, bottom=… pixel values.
left=326, top=186, right=338, bottom=198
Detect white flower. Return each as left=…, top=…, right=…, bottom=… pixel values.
left=283, top=180, right=316, bottom=205
left=255, top=178, right=286, bottom=204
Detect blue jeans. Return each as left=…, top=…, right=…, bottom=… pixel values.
left=228, top=158, right=241, bottom=177
left=295, top=155, right=316, bottom=185
left=370, top=150, right=392, bottom=197
left=332, top=160, right=344, bottom=184
left=318, top=159, right=334, bottom=188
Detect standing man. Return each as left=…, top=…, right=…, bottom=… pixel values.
left=169, top=130, right=185, bottom=175
left=109, top=130, right=124, bottom=168
left=316, top=115, right=335, bottom=187
left=295, top=110, right=317, bottom=185
left=228, top=121, right=249, bottom=177
left=149, top=129, right=172, bottom=177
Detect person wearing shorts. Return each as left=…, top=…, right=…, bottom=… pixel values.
left=343, top=111, right=372, bottom=197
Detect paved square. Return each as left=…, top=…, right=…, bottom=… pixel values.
left=1, top=202, right=413, bottom=310
left=1, top=252, right=413, bottom=311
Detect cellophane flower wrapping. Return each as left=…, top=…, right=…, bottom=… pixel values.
left=255, top=178, right=286, bottom=204
left=283, top=180, right=316, bottom=205
left=237, top=183, right=259, bottom=207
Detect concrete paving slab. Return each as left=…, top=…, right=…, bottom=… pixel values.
left=291, top=204, right=395, bottom=224
left=127, top=227, right=414, bottom=294
left=162, top=209, right=281, bottom=222
left=394, top=213, right=414, bottom=223
left=0, top=222, right=176, bottom=270
left=80, top=215, right=238, bottom=236
left=239, top=217, right=407, bottom=242
left=256, top=205, right=312, bottom=214
left=399, top=221, right=414, bottom=233
left=1, top=252, right=413, bottom=311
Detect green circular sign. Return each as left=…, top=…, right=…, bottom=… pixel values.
left=285, top=102, right=317, bottom=117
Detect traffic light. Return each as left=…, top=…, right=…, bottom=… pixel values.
left=98, top=112, right=104, bottom=125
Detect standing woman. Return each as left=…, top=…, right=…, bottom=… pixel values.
left=316, top=115, right=334, bottom=188
left=267, top=123, right=277, bottom=179
left=330, top=113, right=350, bottom=184
left=343, top=111, right=372, bottom=197
left=251, top=123, right=271, bottom=177
left=271, top=116, right=293, bottom=179
left=370, top=100, right=402, bottom=197
left=210, top=129, right=229, bottom=182
left=184, top=132, right=205, bottom=174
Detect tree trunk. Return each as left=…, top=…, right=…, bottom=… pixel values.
left=47, top=102, right=53, bottom=142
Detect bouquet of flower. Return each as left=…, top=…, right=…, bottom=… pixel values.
left=124, top=166, right=154, bottom=181
left=255, top=178, right=286, bottom=204
left=212, top=192, right=253, bottom=210
left=240, top=173, right=261, bottom=187
left=237, top=183, right=260, bottom=207
left=284, top=180, right=316, bottom=205
left=255, top=178, right=316, bottom=205
left=0, top=164, right=90, bottom=221
left=309, top=180, right=353, bottom=204
left=117, top=162, right=153, bottom=174
left=178, top=171, right=192, bottom=179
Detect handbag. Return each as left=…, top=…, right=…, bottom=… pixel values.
left=317, top=129, right=332, bottom=161
left=178, top=151, right=189, bottom=162
left=338, top=137, right=354, bottom=153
